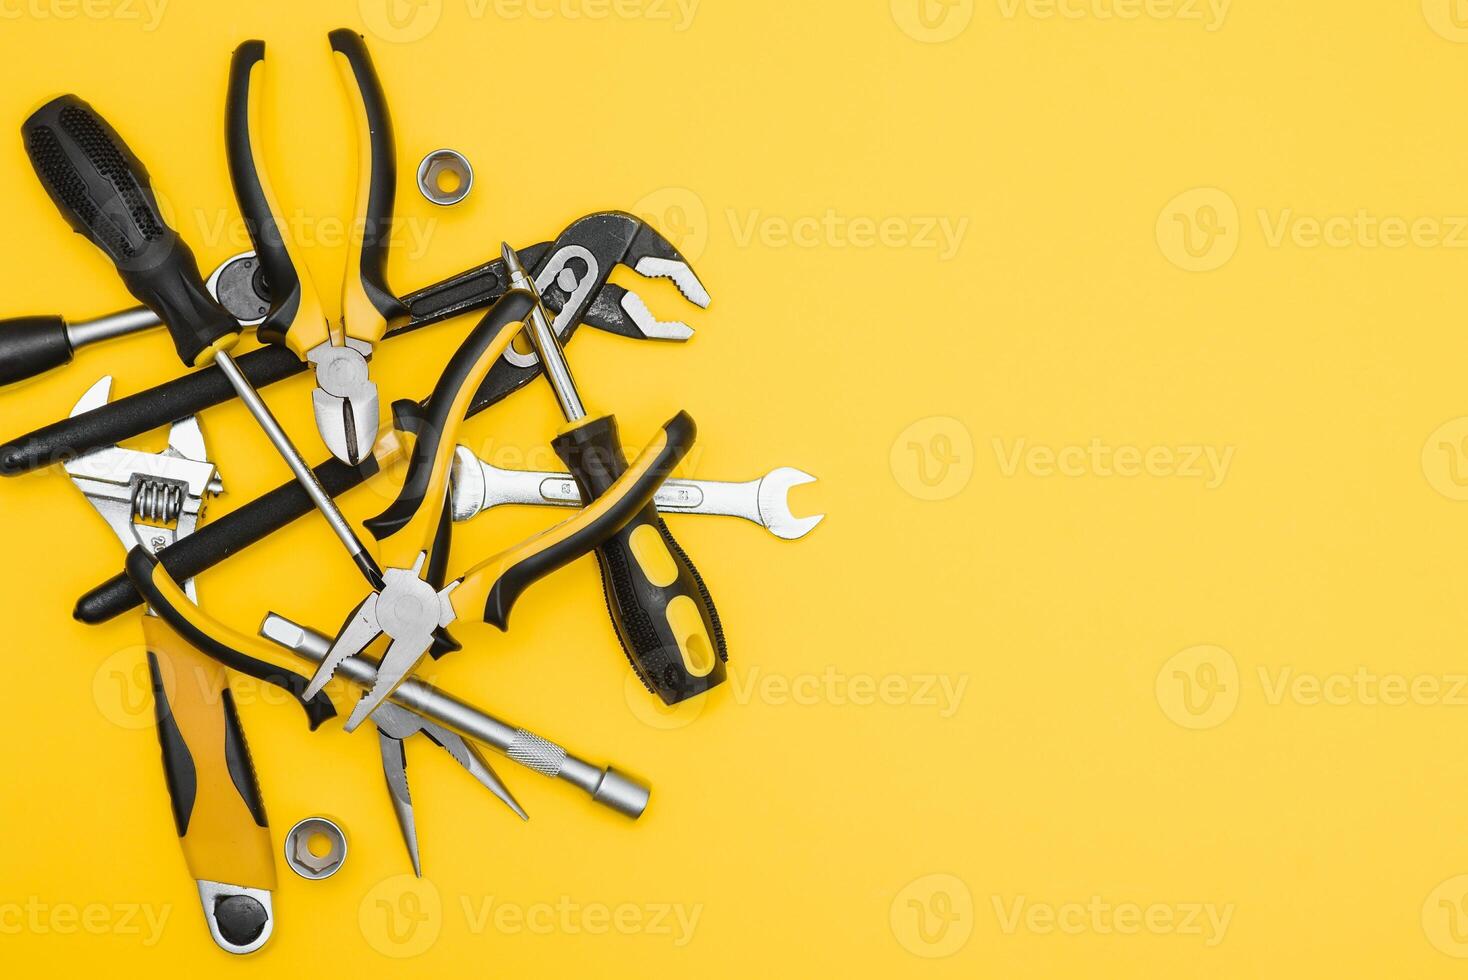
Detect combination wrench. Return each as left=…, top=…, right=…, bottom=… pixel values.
left=450, top=449, right=825, bottom=541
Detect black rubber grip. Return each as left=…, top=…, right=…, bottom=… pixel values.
left=127, top=548, right=336, bottom=729
left=77, top=453, right=378, bottom=623
left=329, top=28, right=407, bottom=324
left=1, top=244, right=574, bottom=477
left=146, top=650, right=197, bottom=835
left=553, top=414, right=727, bottom=704
left=226, top=41, right=303, bottom=349
left=481, top=411, right=700, bottom=631
left=364, top=291, right=535, bottom=541
left=22, top=96, right=240, bottom=367
left=1, top=345, right=304, bottom=475
left=0, top=315, right=73, bottom=385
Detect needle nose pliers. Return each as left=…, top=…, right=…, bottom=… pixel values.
left=225, top=28, right=405, bottom=466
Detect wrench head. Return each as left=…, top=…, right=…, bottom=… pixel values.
left=757, top=468, right=824, bottom=541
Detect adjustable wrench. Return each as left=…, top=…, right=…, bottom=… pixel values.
left=450, top=449, right=825, bottom=541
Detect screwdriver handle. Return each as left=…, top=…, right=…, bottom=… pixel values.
left=226, top=41, right=330, bottom=360
left=553, top=414, right=727, bottom=704
left=21, top=96, right=241, bottom=368
left=142, top=618, right=275, bottom=892
left=0, top=316, right=72, bottom=385
left=330, top=28, right=407, bottom=344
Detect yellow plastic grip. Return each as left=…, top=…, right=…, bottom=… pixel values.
left=386, top=318, right=523, bottom=566
left=335, top=46, right=388, bottom=347
left=241, top=52, right=330, bottom=359
left=141, top=617, right=275, bottom=891
left=450, top=426, right=672, bottom=619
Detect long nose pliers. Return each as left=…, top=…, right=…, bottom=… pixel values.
left=225, top=29, right=405, bottom=466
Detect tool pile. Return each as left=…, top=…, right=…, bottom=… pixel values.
left=0, top=29, right=823, bottom=955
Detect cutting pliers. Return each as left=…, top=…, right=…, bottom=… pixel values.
left=225, top=29, right=405, bottom=465
left=62, top=377, right=276, bottom=955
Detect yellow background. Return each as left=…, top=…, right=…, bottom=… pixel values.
left=4, top=0, right=1468, bottom=974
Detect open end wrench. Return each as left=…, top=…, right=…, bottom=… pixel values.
left=450, top=450, right=825, bottom=541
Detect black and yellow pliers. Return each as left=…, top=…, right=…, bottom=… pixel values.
left=225, top=29, right=406, bottom=465
left=301, top=286, right=700, bottom=731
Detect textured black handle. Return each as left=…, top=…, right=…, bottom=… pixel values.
left=553, top=414, right=727, bottom=704
left=0, top=316, right=72, bottom=385
left=0, top=345, right=303, bottom=475
left=76, top=453, right=377, bottom=623
left=22, top=95, right=240, bottom=367
left=329, top=28, right=407, bottom=328
left=0, top=244, right=599, bottom=476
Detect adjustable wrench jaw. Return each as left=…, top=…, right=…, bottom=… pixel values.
left=62, top=377, right=223, bottom=601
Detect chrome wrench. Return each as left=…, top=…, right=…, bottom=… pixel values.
left=450, top=449, right=825, bottom=541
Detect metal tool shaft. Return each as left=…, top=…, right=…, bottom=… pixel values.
left=214, top=352, right=383, bottom=586
left=501, top=244, right=586, bottom=421
left=260, top=614, right=650, bottom=818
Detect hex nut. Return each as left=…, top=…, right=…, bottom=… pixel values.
left=284, top=817, right=347, bottom=880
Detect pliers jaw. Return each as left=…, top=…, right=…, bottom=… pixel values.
left=307, top=338, right=379, bottom=465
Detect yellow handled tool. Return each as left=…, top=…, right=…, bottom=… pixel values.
left=61, top=378, right=281, bottom=954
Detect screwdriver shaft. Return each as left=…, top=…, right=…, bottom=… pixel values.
left=501, top=244, right=586, bottom=421
left=215, top=351, right=383, bottom=587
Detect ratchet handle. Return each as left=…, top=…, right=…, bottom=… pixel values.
left=21, top=95, right=240, bottom=367
left=454, top=411, right=700, bottom=631
left=142, top=618, right=275, bottom=891
left=554, top=414, right=726, bottom=704
left=331, top=28, right=406, bottom=343
left=227, top=41, right=329, bottom=358
left=0, top=316, right=72, bottom=385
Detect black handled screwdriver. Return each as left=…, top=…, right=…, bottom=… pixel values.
left=0, top=252, right=265, bottom=387
left=22, top=95, right=384, bottom=586
left=501, top=243, right=726, bottom=704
